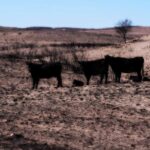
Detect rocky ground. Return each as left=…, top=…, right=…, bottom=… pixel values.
left=0, top=59, right=150, bottom=150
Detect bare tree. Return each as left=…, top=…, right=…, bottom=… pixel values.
left=115, top=19, right=132, bottom=43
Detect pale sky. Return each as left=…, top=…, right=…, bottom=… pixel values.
left=0, top=0, right=150, bottom=28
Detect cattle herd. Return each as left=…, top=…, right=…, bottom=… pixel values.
left=27, top=55, right=144, bottom=89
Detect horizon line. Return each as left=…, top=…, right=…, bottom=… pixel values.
left=0, top=25, right=150, bottom=30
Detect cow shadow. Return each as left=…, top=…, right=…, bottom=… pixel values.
left=0, top=134, right=74, bottom=150
left=130, top=75, right=150, bottom=82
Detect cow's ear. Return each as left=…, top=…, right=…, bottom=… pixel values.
left=105, top=55, right=111, bottom=58
left=105, top=55, right=109, bottom=59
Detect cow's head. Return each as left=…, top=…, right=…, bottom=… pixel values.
left=105, top=55, right=114, bottom=63
left=26, top=61, right=33, bottom=72
left=105, top=55, right=111, bottom=59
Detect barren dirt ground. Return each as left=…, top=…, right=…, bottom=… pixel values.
left=0, top=30, right=150, bottom=150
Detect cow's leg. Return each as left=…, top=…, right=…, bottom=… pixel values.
left=115, top=73, right=118, bottom=82
left=115, top=72, right=121, bottom=83
left=32, top=78, right=36, bottom=89
left=100, top=74, right=104, bottom=84
left=57, top=75, right=63, bottom=87
left=104, top=72, right=108, bottom=84
left=35, top=78, right=39, bottom=89
left=137, top=71, right=142, bottom=82
left=86, top=75, right=91, bottom=85
left=117, top=73, right=121, bottom=83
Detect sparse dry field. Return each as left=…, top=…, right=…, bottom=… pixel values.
left=0, top=27, right=150, bottom=150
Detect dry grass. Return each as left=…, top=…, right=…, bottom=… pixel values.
left=0, top=27, right=150, bottom=150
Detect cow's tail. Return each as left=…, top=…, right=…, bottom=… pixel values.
left=141, top=59, right=144, bottom=80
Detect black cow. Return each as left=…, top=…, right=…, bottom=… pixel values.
left=26, top=62, right=63, bottom=89
left=105, top=55, right=144, bottom=82
left=78, top=59, right=108, bottom=85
